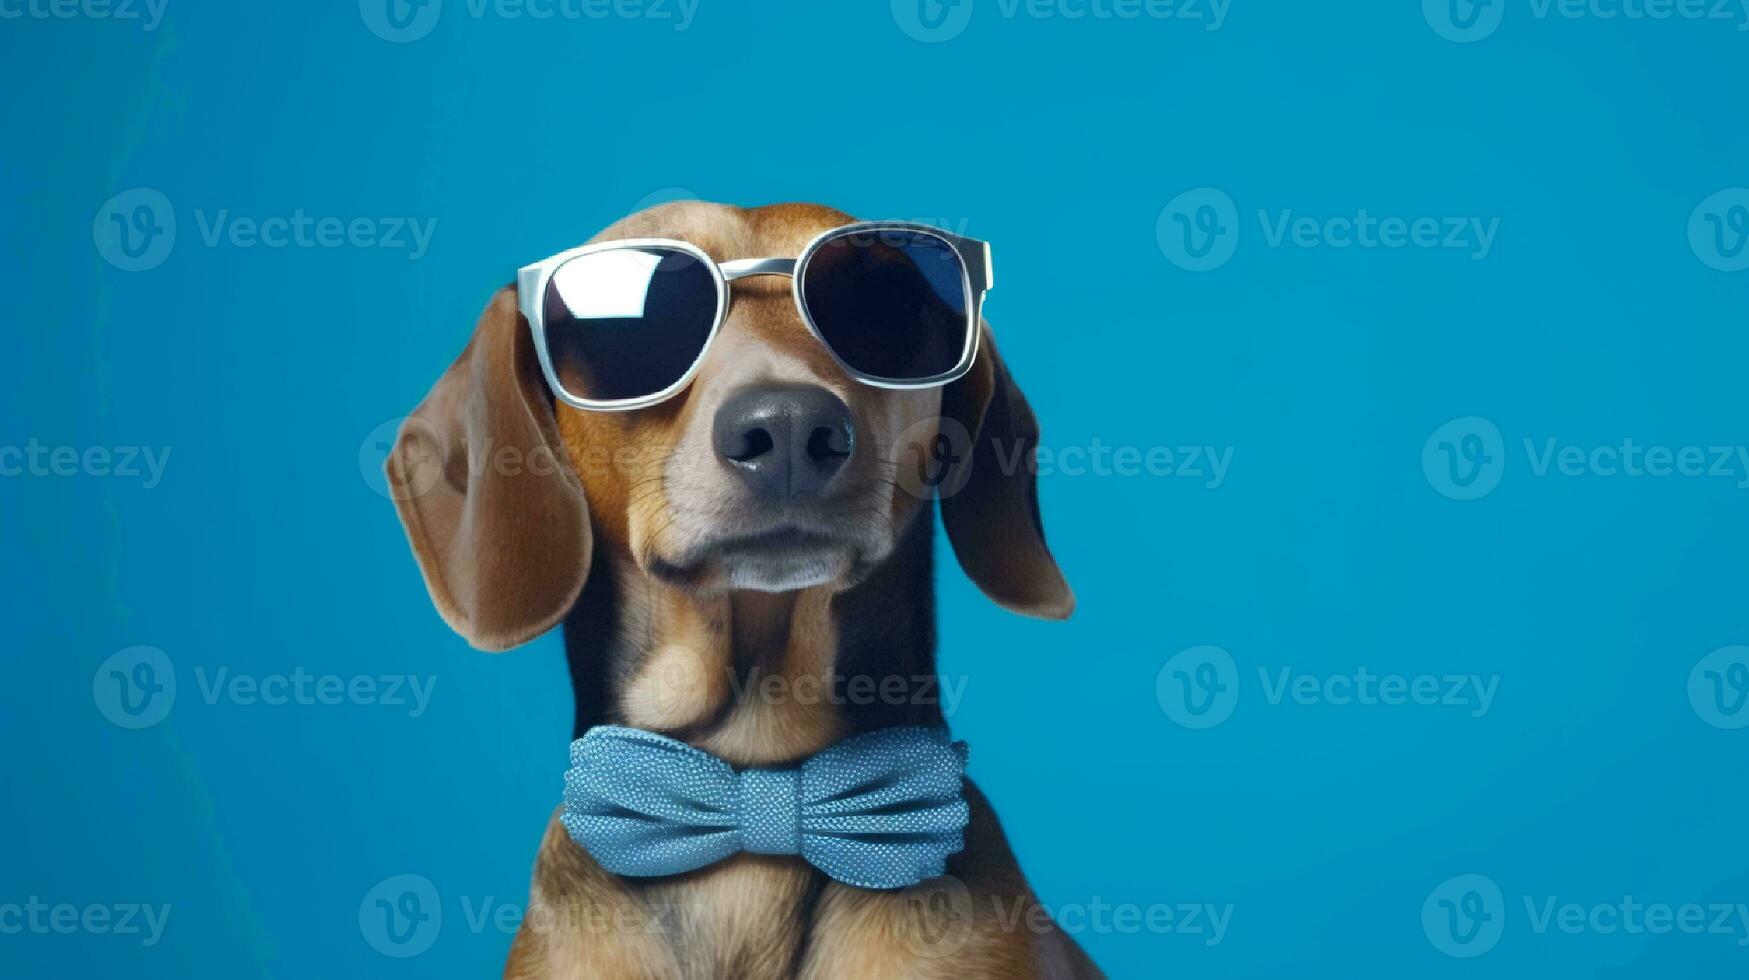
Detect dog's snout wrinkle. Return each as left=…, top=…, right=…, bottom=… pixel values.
left=712, top=384, right=855, bottom=500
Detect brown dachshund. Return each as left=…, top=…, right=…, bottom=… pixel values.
left=386, top=201, right=1102, bottom=978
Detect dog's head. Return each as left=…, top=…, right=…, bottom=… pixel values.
left=387, top=202, right=1071, bottom=652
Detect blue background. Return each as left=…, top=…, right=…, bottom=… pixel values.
left=5, top=1, right=1749, bottom=976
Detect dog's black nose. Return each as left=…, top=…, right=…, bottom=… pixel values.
left=713, top=384, right=855, bottom=499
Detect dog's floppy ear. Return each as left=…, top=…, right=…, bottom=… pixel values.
left=938, top=325, right=1074, bottom=620
left=385, top=285, right=591, bottom=652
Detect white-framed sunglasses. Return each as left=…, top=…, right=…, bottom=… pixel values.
left=516, top=221, right=993, bottom=412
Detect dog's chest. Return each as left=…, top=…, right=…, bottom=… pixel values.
left=638, top=855, right=820, bottom=978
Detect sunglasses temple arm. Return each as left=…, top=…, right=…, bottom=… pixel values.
left=516, top=265, right=545, bottom=324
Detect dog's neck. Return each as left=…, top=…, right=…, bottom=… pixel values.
left=563, top=504, right=943, bottom=766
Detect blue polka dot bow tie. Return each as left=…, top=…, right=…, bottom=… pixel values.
left=562, top=725, right=970, bottom=890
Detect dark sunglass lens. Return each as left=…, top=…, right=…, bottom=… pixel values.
left=541, top=246, right=718, bottom=404
left=801, top=230, right=970, bottom=382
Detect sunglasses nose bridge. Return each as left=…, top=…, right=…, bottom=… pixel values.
left=720, top=257, right=798, bottom=281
